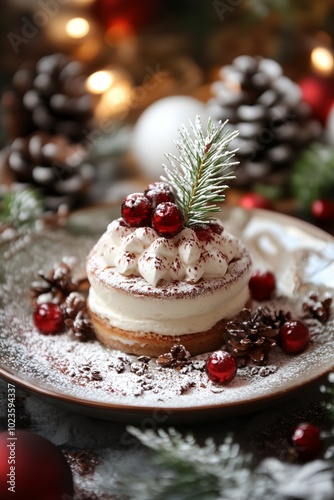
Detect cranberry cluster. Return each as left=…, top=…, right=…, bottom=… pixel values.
left=206, top=269, right=312, bottom=385
left=120, top=182, right=184, bottom=238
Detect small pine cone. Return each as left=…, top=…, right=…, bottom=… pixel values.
left=157, top=344, right=191, bottom=368
left=30, top=261, right=77, bottom=306
left=302, top=292, right=332, bottom=323
left=64, top=291, right=95, bottom=342
left=64, top=291, right=87, bottom=319
left=65, top=309, right=94, bottom=342
left=224, top=307, right=290, bottom=366
left=1, top=131, right=94, bottom=210
left=2, top=53, right=95, bottom=143
left=208, top=55, right=322, bottom=188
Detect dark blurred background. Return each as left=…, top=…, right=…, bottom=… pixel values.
left=0, top=0, right=334, bottom=226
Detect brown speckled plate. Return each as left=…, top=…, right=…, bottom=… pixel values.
left=0, top=206, right=333, bottom=423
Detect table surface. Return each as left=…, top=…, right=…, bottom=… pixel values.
left=0, top=199, right=333, bottom=499
left=1, top=372, right=333, bottom=499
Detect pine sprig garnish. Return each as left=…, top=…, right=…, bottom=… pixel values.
left=162, top=116, right=239, bottom=227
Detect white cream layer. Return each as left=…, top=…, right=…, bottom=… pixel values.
left=87, top=231, right=252, bottom=336
left=88, top=283, right=250, bottom=336
left=100, top=219, right=241, bottom=287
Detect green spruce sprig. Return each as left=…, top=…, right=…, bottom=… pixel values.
left=291, top=143, right=334, bottom=210
left=0, top=189, right=43, bottom=229
left=122, top=427, right=260, bottom=500
left=162, top=116, right=239, bottom=227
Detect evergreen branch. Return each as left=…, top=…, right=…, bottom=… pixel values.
left=0, top=189, right=43, bottom=229
left=122, top=427, right=261, bottom=500
left=162, top=116, right=239, bottom=226
left=291, top=143, right=334, bottom=210
left=121, top=426, right=334, bottom=500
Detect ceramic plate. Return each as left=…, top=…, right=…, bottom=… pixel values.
left=0, top=206, right=333, bottom=423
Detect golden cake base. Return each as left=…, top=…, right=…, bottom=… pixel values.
left=89, top=309, right=229, bottom=357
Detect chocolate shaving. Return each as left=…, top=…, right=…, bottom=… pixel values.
left=157, top=344, right=191, bottom=369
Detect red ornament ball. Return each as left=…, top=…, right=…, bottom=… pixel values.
left=238, top=192, right=272, bottom=210
left=299, top=75, right=334, bottom=124
left=151, top=202, right=183, bottom=237
left=249, top=270, right=276, bottom=301
left=291, top=422, right=321, bottom=460
left=311, top=199, right=334, bottom=222
left=206, top=350, right=237, bottom=384
left=121, top=193, right=152, bottom=227
left=0, top=430, right=73, bottom=500
left=33, top=302, right=64, bottom=335
left=278, top=320, right=310, bottom=354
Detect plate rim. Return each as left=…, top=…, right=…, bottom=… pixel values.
left=1, top=205, right=334, bottom=422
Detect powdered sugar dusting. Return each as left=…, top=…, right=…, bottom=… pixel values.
left=0, top=209, right=333, bottom=420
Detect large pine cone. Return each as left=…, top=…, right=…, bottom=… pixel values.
left=0, top=131, right=95, bottom=210
left=2, top=53, right=95, bottom=143
left=208, top=55, right=322, bottom=188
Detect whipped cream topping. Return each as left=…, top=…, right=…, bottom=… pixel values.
left=98, top=218, right=242, bottom=287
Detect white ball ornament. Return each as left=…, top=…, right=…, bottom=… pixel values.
left=132, top=96, right=207, bottom=180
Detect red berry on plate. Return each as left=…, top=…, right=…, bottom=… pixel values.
left=145, top=188, right=175, bottom=208
left=238, top=192, right=272, bottom=210
left=151, top=202, right=183, bottom=237
left=33, top=303, right=64, bottom=335
left=121, top=193, right=152, bottom=227
left=206, top=350, right=237, bottom=384
left=311, top=199, right=334, bottom=222
left=278, top=320, right=310, bottom=354
left=291, top=422, right=321, bottom=460
left=249, top=270, right=276, bottom=301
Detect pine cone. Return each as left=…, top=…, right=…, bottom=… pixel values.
left=224, top=307, right=291, bottom=366
left=31, top=260, right=78, bottom=306
left=157, top=344, right=191, bottom=368
left=64, top=292, right=95, bottom=342
left=2, top=53, right=95, bottom=143
left=1, top=131, right=95, bottom=210
left=208, top=55, right=322, bottom=188
left=302, top=292, right=332, bottom=323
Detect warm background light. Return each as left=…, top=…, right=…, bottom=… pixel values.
left=86, top=71, right=114, bottom=94
left=311, top=46, right=334, bottom=75
left=94, top=70, right=133, bottom=119
left=66, top=18, right=90, bottom=39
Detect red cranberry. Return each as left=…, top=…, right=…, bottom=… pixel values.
left=291, top=423, right=321, bottom=460
left=33, top=303, right=65, bottom=335
left=311, top=199, right=334, bottom=222
left=249, top=270, right=276, bottom=301
left=192, top=223, right=213, bottom=242
left=278, top=320, right=310, bottom=354
left=145, top=181, right=171, bottom=193
left=121, top=193, right=152, bottom=227
left=238, top=193, right=272, bottom=210
left=151, top=202, right=183, bottom=237
left=145, top=188, right=175, bottom=208
left=209, top=221, right=224, bottom=235
left=193, top=222, right=224, bottom=242
left=206, top=350, right=237, bottom=384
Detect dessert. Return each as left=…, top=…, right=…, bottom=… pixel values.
left=86, top=117, right=252, bottom=356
